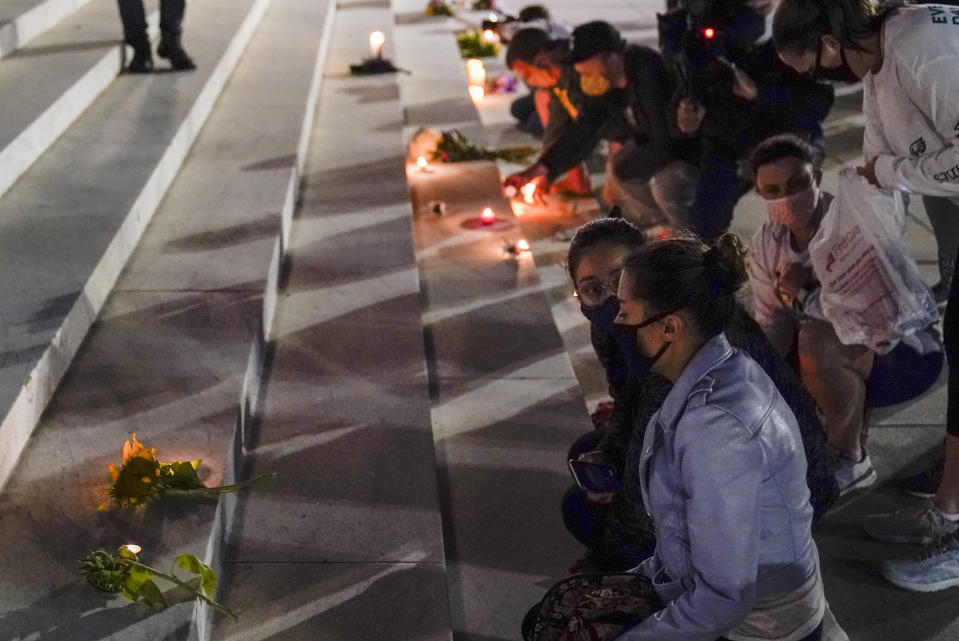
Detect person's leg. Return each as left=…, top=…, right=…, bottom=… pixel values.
left=922, top=196, right=959, bottom=302
left=692, top=147, right=744, bottom=240
left=604, top=144, right=665, bottom=229
left=116, top=0, right=153, bottom=71
left=157, top=0, right=194, bottom=70
left=649, top=160, right=700, bottom=232
left=561, top=485, right=610, bottom=550
left=798, top=319, right=874, bottom=461
left=158, top=0, right=185, bottom=34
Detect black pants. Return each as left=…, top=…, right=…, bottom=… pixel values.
left=117, top=0, right=185, bottom=44
left=945, top=224, right=959, bottom=436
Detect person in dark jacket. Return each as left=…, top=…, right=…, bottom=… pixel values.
left=504, top=21, right=700, bottom=230
left=659, top=1, right=834, bottom=238
left=561, top=215, right=839, bottom=572
left=506, top=28, right=591, bottom=195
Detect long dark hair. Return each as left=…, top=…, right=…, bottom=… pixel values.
left=566, top=215, right=645, bottom=284
left=773, top=0, right=908, bottom=54
left=621, top=234, right=749, bottom=337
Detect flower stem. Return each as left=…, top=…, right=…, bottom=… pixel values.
left=127, top=561, right=238, bottom=621
left=170, top=472, right=277, bottom=496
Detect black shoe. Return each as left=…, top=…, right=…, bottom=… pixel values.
left=157, top=32, right=196, bottom=70
left=902, top=456, right=944, bottom=498
left=126, top=41, right=154, bottom=73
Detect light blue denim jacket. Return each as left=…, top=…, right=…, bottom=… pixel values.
left=618, top=333, right=817, bottom=641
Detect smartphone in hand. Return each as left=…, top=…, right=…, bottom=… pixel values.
left=568, top=459, right=622, bottom=493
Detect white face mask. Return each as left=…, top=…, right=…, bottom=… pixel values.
left=765, top=185, right=820, bottom=229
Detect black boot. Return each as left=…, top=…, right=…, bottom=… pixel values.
left=157, top=32, right=196, bottom=71
left=126, top=38, right=154, bottom=73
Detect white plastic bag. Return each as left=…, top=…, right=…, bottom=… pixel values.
left=808, top=168, right=938, bottom=354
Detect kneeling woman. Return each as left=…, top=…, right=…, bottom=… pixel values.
left=614, top=235, right=824, bottom=641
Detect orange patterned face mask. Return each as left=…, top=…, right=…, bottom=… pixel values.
left=580, top=72, right=611, bottom=96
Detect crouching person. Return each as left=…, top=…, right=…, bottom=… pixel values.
left=612, top=234, right=829, bottom=641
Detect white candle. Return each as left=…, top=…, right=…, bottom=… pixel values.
left=369, top=31, right=386, bottom=59
left=468, top=85, right=485, bottom=103
left=482, top=29, right=499, bottom=44
left=466, top=58, right=486, bottom=87
left=417, top=156, right=428, bottom=170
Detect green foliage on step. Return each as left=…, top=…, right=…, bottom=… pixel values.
left=433, top=130, right=537, bottom=165
left=99, top=433, right=275, bottom=511
left=456, top=30, right=500, bottom=59
left=426, top=0, right=455, bottom=16
left=80, top=546, right=237, bottom=620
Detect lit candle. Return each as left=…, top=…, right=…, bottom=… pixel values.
left=468, top=85, right=485, bottom=103
left=516, top=239, right=530, bottom=252
left=466, top=58, right=486, bottom=87
left=521, top=182, right=538, bottom=205
left=481, top=207, right=496, bottom=225
left=123, top=544, right=142, bottom=555
left=369, top=31, right=386, bottom=59
left=482, top=29, right=499, bottom=44
left=417, top=156, right=428, bottom=171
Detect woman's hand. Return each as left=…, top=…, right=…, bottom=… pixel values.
left=676, top=98, right=706, bottom=136
left=504, top=163, right=548, bottom=196
left=857, top=156, right=882, bottom=187
left=731, top=67, right=759, bottom=102
left=577, top=450, right=617, bottom=504
left=776, top=262, right=812, bottom=307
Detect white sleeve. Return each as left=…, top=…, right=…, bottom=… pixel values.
left=862, top=81, right=893, bottom=161
left=749, top=227, right=796, bottom=357
left=874, top=56, right=959, bottom=196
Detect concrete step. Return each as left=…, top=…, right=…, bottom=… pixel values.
left=0, top=0, right=169, bottom=201
left=0, top=0, right=335, bottom=638
left=212, top=3, right=452, bottom=639
left=393, top=2, right=590, bottom=638
left=0, top=0, right=275, bottom=490
left=0, top=0, right=95, bottom=59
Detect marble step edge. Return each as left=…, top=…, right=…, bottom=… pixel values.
left=0, top=0, right=274, bottom=493
left=0, top=0, right=95, bottom=60
left=0, top=0, right=187, bottom=202
left=199, top=1, right=336, bottom=638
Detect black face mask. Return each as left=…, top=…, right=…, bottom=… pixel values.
left=612, top=309, right=678, bottom=375
left=580, top=296, right=620, bottom=333
left=811, top=38, right=860, bottom=83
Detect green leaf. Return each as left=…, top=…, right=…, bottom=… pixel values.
left=164, top=461, right=205, bottom=490
left=123, top=566, right=167, bottom=608
left=175, top=554, right=217, bottom=598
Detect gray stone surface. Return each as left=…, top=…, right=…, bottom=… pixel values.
left=0, top=0, right=270, bottom=490
left=217, top=2, right=451, bottom=638
left=0, top=0, right=335, bottom=637
left=0, top=0, right=98, bottom=59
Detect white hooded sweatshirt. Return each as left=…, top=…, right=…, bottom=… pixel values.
left=865, top=4, right=959, bottom=197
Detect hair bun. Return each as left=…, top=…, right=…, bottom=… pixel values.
left=704, top=234, right=749, bottom=295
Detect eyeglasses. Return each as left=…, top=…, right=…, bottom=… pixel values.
left=575, top=270, right=622, bottom=307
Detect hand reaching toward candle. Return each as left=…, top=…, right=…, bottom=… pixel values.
left=504, top=163, right=549, bottom=196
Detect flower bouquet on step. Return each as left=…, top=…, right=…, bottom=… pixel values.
left=425, top=0, right=455, bottom=16
left=432, top=130, right=537, bottom=164
left=98, top=433, right=274, bottom=510
left=456, top=29, right=500, bottom=58
left=80, top=544, right=237, bottom=620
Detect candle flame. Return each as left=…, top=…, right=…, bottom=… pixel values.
left=417, top=156, right=428, bottom=169
left=521, top=182, right=538, bottom=205
left=516, top=239, right=530, bottom=252
left=468, top=85, right=485, bottom=103
left=123, top=544, right=142, bottom=555
left=369, top=31, right=386, bottom=58
left=481, top=207, right=496, bottom=224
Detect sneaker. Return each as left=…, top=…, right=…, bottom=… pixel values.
left=864, top=502, right=959, bottom=545
left=835, top=452, right=877, bottom=496
left=883, top=534, right=959, bottom=592
left=901, top=457, right=944, bottom=499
